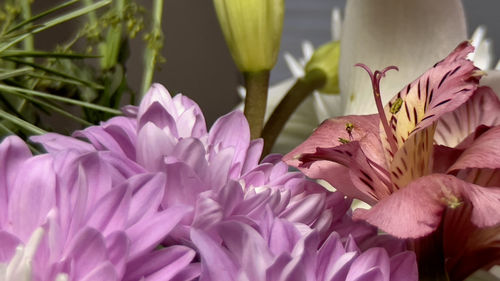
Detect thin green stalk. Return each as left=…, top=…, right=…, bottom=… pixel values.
left=20, top=0, right=34, bottom=63
left=0, top=0, right=111, bottom=53
left=0, top=108, right=46, bottom=135
left=261, top=69, right=326, bottom=155
left=99, top=0, right=125, bottom=69
left=4, top=89, right=93, bottom=126
left=0, top=67, right=33, bottom=80
left=243, top=70, right=270, bottom=140
left=0, top=84, right=122, bottom=114
left=140, top=0, right=164, bottom=96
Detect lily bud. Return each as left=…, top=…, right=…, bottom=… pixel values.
left=213, top=0, right=284, bottom=72
left=305, top=41, right=341, bottom=94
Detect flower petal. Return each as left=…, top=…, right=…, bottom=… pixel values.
left=435, top=87, right=500, bottom=147
left=339, top=0, right=467, bottom=115
left=353, top=174, right=500, bottom=238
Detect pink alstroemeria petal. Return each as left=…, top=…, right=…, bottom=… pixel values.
left=435, top=87, right=500, bottom=147
left=353, top=174, right=500, bottom=238
left=448, top=125, right=500, bottom=172
left=381, top=42, right=479, bottom=188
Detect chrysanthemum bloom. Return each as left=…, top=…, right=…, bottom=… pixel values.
left=191, top=217, right=417, bottom=281
left=0, top=136, right=195, bottom=280
left=33, top=84, right=380, bottom=246
left=284, top=42, right=500, bottom=280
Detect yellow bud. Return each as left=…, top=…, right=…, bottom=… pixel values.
left=305, top=41, right=341, bottom=94
left=213, top=0, right=284, bottom=72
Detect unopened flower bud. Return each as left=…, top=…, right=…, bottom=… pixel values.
left=213, top=0, right=284, bottom=72
left=305, top=41, right=341, bottom=94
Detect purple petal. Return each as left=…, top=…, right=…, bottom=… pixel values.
left=136, top=122, right=177, bottom=171
left=127, top=173, right=166, bottom=227
left=389, top=252, right=418, bottom=281
left=62, top=227, right=108, bottom=280
left=124, top=245, right=196, bottom=281
left=0, top=136, right=31, bottom=227
left=127, top=205, right=191, bottom=260
left=191, top=228, right=238, bottom=281
left=80, top=262, right=118, bottom=281
left=105, top=231, right=129, bottom=280
left=31, top=133, right=94, bottom=153
left=208, top=111, right=251, bottom=178
left=8, top=155, right=56, bottom=241
left=0, top=231, right=21, bottom=262
left=345, top=248, right=390, bottom=281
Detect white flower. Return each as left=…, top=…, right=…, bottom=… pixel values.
left=241, top=0, right=500, bottom=154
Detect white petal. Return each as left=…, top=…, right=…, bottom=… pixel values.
left=284, top=52, right=305, bottom=78
left=339, top=0, right=467, bottom=115
left=480, top=70, right=500, bottom=97
left=331, top=8, right=342, bottom=41
left=301, top=41, right=315, bottom=63
left=473, top=39, right=493, bottom=70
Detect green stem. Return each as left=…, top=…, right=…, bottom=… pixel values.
left=243, top=70, right=270, bottom=140
left=410, top=224, right=450, bottom=281
left=261, top=69, right=326, bottom=155
left=100, top=0, right=125, bottom=69
left=140, top=0, right=164, bottom=96
left=20, top=0, right=34, bottom=63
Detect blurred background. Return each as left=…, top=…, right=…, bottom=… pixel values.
left=34, top=0, right=500, bottom=125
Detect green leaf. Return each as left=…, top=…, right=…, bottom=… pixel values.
left=0, top=67, right=33, bottom=80
left=6, top=0, right=79, bottom=34
left=0, top=50, right=99, bottom=59
left=0, top=0, right=111, bottom=53
left=0, top=84, right=122, bottom=115
left=4, top=57, right=104, bottom=89
left=0, top=108, right=46, bottom=135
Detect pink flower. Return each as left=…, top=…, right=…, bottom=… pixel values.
left=284, top=42, right=500, bottom=279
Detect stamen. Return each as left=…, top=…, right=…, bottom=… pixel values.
left=355, top=63, right=399, bottom=155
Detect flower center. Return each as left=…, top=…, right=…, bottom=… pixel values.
left=355, top=63, right=399, bottom=155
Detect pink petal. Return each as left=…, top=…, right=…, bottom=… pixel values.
left=448, top=125, right=500, bottom=172
left=136, top=122, right=177, bottom=171
left=435, top=86, right=500, bottom=147
left=127, top=173, right=166, bottom=227
left=283, top=114, right=384, bottom=170
left=354, top=174, right=500, bottom=238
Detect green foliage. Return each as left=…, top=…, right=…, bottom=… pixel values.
left=0, top=0, right=163, bottom=141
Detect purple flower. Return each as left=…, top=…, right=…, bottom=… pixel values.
left=0, top=136, right=195, bottom=280
left=191, top=217, right=417, bottom=281
left=32, top=84, right=417, bottom=279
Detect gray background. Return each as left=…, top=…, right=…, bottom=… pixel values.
left=35, top=0, right=500, bottom=125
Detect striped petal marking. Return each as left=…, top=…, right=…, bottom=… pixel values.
left=379, top=42, right=480, bottom=189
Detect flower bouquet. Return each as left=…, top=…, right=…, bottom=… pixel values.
left=0, top=0, right=498, bottom=280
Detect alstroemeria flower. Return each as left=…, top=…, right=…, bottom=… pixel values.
left=0, top=136, right=194, bottom=281
left=284, top=41, right=500, bottom=238
left=246, top=0, right=500, bottom=154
